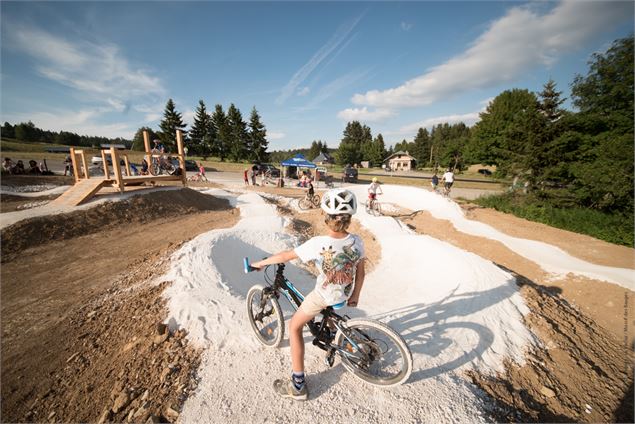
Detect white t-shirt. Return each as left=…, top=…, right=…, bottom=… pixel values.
left=368, top=182, right=381, bottom=194
left=294, top=234, right=365, bottom=305
left=442, top=171, right=454, bottom=183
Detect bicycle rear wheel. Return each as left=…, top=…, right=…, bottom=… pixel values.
left=246, top=285, right=284, bottom=347
left=298, top=198, right=312, bottom=210
left=311, top=194, right=321, bottom=207
left=335, top=319, right=412, bottom=387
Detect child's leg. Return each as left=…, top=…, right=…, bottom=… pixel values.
left=288, top=309, right=315, bottom=372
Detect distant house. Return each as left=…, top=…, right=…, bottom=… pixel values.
left=385, top=151, right=416, bottom=171
left=312, top=152, right=335, bottom=165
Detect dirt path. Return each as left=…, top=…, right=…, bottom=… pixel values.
left=1, top=189, right=239, bottom=422
left=1, top=180, right=633, bottom=423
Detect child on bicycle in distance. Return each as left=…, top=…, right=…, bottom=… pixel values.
left=251, top=189, right=365, bottom=401
left=368, top=177, right=383, bottom=202
left=306, top=177, right=315, bottom=198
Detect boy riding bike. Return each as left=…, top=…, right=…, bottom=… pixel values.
left=251, top=189, right=366, bottom=401
left=368, top=177, right=383, bottom=205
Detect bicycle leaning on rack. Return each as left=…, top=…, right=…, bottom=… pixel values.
left=243, top=258, right=413, bottom=387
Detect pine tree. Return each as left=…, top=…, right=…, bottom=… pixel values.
left=336, top=121, right=372, bottom=165
left=131, top=127, right=159, bottom=151
left=211, top=104, right=229, bottom=161
left=308, top=140, right=321, bottom=161
left=538, top=79, right=566, bottom=123
left=412, top=128, right=431, bottom=167
left=189, top=100, right=215, bottom=158
left=226, top=104, right=248, bottom=162
left=159, top=99, right=187, bottom=152
left=248, top=107, right=268, bottom=162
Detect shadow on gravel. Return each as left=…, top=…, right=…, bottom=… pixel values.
left=372, top=279, right=519, bottom=383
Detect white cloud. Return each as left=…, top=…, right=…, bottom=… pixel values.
left=268, top=132, right=286, bottom=140
left=350, top=0, right=632, bottom=109
left=401, top=22, right=413, bottom=31
left=301, top=70, right=370, bottom=111
left=297, top=87, right=310, bottom=96
left=182, top=109, right=196, bottom=126
left=7, top=23, right=166, bottom=105
left=337, top=107, right=394, bottom=122
left=276, top=13, right=363, bottom=105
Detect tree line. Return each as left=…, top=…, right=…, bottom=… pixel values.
left=1, top=121, right=131, bottom=148
left=130, top=99, right=269, bottom=163
left=331, top=36, right=633, bottom=216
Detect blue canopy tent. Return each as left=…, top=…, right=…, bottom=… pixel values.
left=280, top=154, right=316, bottom=183
left=280, top=154, right=316, bottom=169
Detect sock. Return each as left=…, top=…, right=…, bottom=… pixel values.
left=291, top=371, right=305, bottom=390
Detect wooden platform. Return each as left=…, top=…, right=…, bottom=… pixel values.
left=51, top=178, right=108, bottom=207
left=51, top=174, right=185, bottom=207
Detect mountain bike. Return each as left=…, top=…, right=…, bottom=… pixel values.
left=149, top=150, right=176, bottom=176
left=244, top=258, right=413, bottom=387
left=442, top=183, right=452, bottom=198
left=298, top=192, right=320, bottom=210
left=365, top=194, right=382, bottom=216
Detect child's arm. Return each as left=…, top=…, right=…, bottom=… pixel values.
left=251, top=250, right=298, bottom=270
left=347, top=259, right=366, bottom=307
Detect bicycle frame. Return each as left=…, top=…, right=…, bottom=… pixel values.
left=247, top=260, right=365, bottom=357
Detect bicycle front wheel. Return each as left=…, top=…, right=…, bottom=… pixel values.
left=311, top=194, right=321, bottom=207
left=246, top=285, right=284, bottom=347
left=149, top=160, right=160, bottom=176
left=335, top=319, right=413, bottom=387
left=298, top=198, right=311, bottom=210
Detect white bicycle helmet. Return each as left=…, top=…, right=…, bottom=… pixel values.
left=321, top=188, right=357, bottom=215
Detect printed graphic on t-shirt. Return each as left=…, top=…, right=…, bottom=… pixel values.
left=319, top=242, right=362, bottom=296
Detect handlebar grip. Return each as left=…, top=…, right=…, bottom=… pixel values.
left=243, top=257, right=255, bottom=273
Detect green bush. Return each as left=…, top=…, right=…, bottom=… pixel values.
left=474, top=192, right=634, bottom=247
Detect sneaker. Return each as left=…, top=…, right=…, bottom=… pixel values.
left=273, top=378, right=308, bottom=401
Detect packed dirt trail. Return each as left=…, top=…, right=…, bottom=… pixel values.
left=1, top=177, right=633, bottom=423
left=1, top=188, right=239, bottom=422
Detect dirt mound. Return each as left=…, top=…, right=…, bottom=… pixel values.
left=2, top=260, right=200, bottom=423
left=470, top=276, right=633, bottom=423
left=1, top=188, right=231, bottom=261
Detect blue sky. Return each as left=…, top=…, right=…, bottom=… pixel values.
left=1, top=1, right=633, bottom=150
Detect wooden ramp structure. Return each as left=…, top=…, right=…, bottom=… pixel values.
left=51, top=130, right=188, bottom=207
left=51, top=178, right=108, bottom=206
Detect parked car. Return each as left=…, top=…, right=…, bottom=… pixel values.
left=258, top=164, right=281, bottom=178
left=170, top=159, right=199, bottom=172
left=342, top=166, right=358, bottom=183
left=477, top=169, right=493, bottom=176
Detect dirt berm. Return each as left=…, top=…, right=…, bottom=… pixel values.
left=1, top=188, right=239, bottom=423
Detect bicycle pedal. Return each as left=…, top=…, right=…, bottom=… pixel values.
left=324, top=349, right=335, bottom=367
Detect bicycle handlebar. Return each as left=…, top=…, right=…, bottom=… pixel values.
left=243, top=257, right=256, bottom=273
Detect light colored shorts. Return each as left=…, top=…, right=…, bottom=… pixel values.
left=299, top=290, right=330, bottom=317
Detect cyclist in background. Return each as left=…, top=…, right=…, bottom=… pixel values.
left=368, top=177, right=383, bottom=204
left=431, top=173, right=439, bottom=192
left=442, top=168, right=454, bottom=195
left=251, top=189, right=366, bottom=401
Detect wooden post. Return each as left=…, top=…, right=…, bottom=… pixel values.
left=69, top=147, right=80, bottom=183
left=80, top=150, right=89, bottom=179
left=123, top=155, right=131, bottom=176
left=111, top=147, right=124, bottom=193
left=101, top=149, right=110, bottom=180
left=143, top=130, right=151, bottom=169
left=176, top=130, right=187, bottom=186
